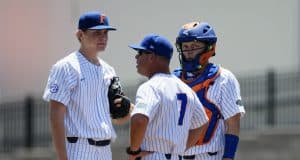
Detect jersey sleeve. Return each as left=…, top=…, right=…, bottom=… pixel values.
left=131, top=83, right=160, bottom=120
left=220, top=71, right=245, bottom=119
left=190, top=93, right=209, bottom=129
left=43, top=62, right=77, bottom=106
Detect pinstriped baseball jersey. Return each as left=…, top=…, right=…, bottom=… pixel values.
left=131, top=73, right=209, bottom=155
left=43, top=51, right=117, bottom=140
left=174, top=64, right=245, bottom=156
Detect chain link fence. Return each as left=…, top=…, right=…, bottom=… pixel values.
left=0, top=70, right=299, bottom=156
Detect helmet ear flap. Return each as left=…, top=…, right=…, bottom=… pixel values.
left=207, top=44, right=216, bottom=56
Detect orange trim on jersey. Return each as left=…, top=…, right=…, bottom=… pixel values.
left=180, top=60, right=220, bottom=86
left=196, top=107, right=212, bottom=145
left=191, top=68, right=221, bottom=93
left=191, top=80, right=210, bottom=92
left=185, top=67, right=222, bottom=145
left=196, top=87, right=221, bottom=145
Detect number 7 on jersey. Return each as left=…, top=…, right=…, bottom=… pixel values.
left=177, top=93, right=187, bottom=126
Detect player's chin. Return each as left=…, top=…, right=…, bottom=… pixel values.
left=137, top=69, right=147, bottom=77
left=136, top=67, right=142, bottom=74
left=185, top=57, right=194, bottom=61
left=137, top=70, right=144, bottom=76
left=96, top=46, right=106, bottom=52
left=96, top=44, right=106, bottom=49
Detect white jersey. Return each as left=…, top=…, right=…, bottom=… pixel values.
left=131, top=73, right=209, bottom=154
left=43, top=51, right=117, bottom=140
left=184, top=68, right=246, bottom=155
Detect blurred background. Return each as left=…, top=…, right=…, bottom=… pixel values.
left=0, top=0, right=299, bottom=159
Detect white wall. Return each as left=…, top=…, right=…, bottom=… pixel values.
left=0, top=0, right=298, bottom=100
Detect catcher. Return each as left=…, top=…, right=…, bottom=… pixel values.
left=173, top=21, right=246, bottom=160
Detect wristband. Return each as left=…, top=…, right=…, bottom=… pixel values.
left=223, top=134, right=239, bottom=159
left=126, top=147, right=141, bottom=155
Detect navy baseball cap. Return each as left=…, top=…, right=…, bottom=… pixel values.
left=129, top=34, right=173, bottom=60
left=78, top=11, right=116, bottom=30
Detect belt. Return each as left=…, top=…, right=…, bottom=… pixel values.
left=136, top=151, right=217, bottom=160
left=165, top=154, right=195, bottom=159
left=66, top=137, right=111, bottom=146
left=181, top=155, right=196, bottom=159
left=135, top=154, right=194, bottom=160
left=178, top=155, right=195, bottom=160
left=207, top=152, right=218, bottom=156
left=179, top=152, right=218, bottom=159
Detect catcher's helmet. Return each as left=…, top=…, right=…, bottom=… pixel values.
left=176, top=21, right=217, bottom=72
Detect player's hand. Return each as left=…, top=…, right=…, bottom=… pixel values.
left=128, top=151, right=153, bottom=160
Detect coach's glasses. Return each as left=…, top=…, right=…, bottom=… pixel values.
left=137, top=50, right=153, bottom=56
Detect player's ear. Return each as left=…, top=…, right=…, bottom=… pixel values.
left=149, top=54, right=156, bottom=63
left=76, top=30, right=83, bottom=42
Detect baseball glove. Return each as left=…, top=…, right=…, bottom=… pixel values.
left=108, top=76, right=131, bottom=119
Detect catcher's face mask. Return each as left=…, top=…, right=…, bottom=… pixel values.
left=176, top=21, right=217, bottom=72
left=177, top=41, right=215, bottom=72
left=180, top=41, right=206, bottom=60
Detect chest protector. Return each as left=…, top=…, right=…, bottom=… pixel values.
left=174, top=64, right=222, bottom=145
